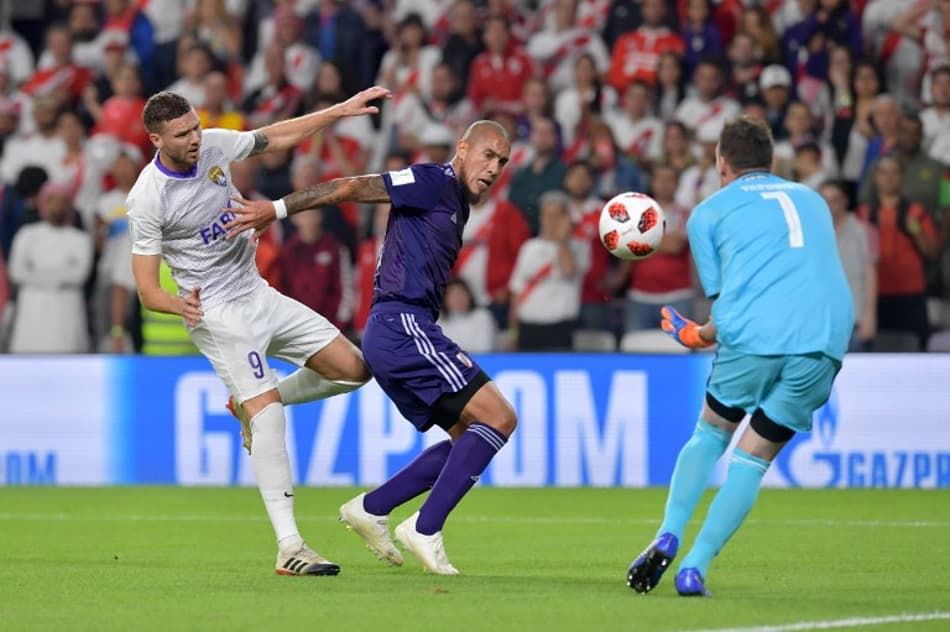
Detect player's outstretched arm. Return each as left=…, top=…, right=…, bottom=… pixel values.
left=225, top=175, right=390, bottom=238
left=246, top=86, right=391, bottom=156
left=132, top=254, right=203, bottom=326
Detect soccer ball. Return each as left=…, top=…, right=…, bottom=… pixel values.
left=598, top=192, right=666, bottom=260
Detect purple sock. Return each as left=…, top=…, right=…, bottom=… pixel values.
left=416, top=423, right=507, bottom=535
left=363, top=440, right=452, bottom=516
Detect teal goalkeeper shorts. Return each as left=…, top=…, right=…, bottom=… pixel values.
left=706, top=346, right=841, bottom=434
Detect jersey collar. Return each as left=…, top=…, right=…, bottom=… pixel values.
left=153, top=152, right=198, bottom=179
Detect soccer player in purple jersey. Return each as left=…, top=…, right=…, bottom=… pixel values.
left=226, top=121, right=515, bottom=575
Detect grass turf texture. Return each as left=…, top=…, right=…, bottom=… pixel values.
left=1, top=488, right=947, bottom=632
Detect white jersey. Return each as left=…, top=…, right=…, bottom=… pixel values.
left=128, top=128, right=264, bottom=310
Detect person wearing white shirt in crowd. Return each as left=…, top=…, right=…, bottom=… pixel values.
left=674, top=58, right=740, bottom=145
left=674, top=129, right=719, bottom=210
left=8, top=182, right=92, bottom=353
left=93, top=145, right=142, bottom=352
left=921, top=66, right=950, bottom=162
left=508, top=190, right=589, bottom=351
left=166, top=45, right=213, bottom=107
left=526, top=0, right=610, bottom=94
left=773, top=102, right=840, bottom=180
left=605, top=80, right=664, bottom=167
left=245, top=7, right=320, bottom=97
left=0, top=23, right=35, bottom=87
left=438, top=278, right=498, bottom=353
left=0, top=95, right=65, bottom=186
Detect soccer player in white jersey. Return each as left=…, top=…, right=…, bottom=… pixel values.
left=128, top=87, right=390, bottom=576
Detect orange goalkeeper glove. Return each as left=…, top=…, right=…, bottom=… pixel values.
left=660, top=305, right=715, bottom=350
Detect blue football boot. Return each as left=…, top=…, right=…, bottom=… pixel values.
left=626, top=532, right=678, bottom=593
left=675, top=567, right=711, bottom=597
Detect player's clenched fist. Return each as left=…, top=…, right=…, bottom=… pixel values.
left=660, top=305, right=714, bottom=350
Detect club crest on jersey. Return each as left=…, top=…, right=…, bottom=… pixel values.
left=199, top=210, right=237, bottom=244
left=207, top=165, right=227, bottom=186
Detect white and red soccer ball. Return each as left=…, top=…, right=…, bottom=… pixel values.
left=598, top=192, right=666, bottom=260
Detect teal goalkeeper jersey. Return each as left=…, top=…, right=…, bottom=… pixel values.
left=686, top=171, right=854, bottom=360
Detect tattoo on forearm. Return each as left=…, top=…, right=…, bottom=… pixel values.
left=248, top=130, right=269, bottom=156
left=286, top=175, right=389, bottom=213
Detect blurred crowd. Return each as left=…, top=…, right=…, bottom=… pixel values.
left=0, top=0, right=949, bottom=355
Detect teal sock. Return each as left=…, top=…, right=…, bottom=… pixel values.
left=678, top=447, right=770, bottom=577
left=656, top=420, right=732, bottom=541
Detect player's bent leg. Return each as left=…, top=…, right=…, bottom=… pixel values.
left=627, top=394, right=742, bottom=594
left=245, top=389, right=340, bottom=576
left=675, top=411, right=792, bottom=596
left=277, top=335, right=371, bottom=405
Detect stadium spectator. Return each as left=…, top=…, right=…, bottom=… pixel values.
left=86, top=63, right=149, bottom=155
left=269, top=6, right=320, bottom=94
left=394, top=62, right=476, bottom=149
left=674, top=128, right=719, bottom=209
left=514, top=76, right=555, bottom=143
left=197, top=70, right=247, bottom=131
left=586, top=121, right=644, bottom=200
left=467, top=14, right=534, bottom=116
left=662, top=120, right=696, bottom=176
left=278, top=209, right=346, bottom=329
left=622, top=163, right=693, bottom=332
left=607, top=0, right=683, bottom=92
left=92, top=146, right=141, bottom=353
left=66, top=2, right=105, bottom=73
left=101, top=0, right=155, bottom=90
left=0, top=165, right=47, bottom=258
left=441, top=0, right=483, bottom=89
left=675, top=58, right=740, bottom=144
left=774, top=101, right=840, bottom=181
left=508, top=190, right=587, bottom=351
left=22, top=24, right=91, bottom=110
left=509, top=116, right=565, bottom=235
left=455, top=194, right=530, bottom=327
left=527, top=0, right=610, bottom=95
left=565, top=160, right=616, bottom=332
left=858, top=156, right=942, bottom=349
left=605, top=80, right=664, bottom=167
left=438, top=277, right=497, bottom=353
left=860, top=94, right=901, bottom=182
left=860, top=114, right=945, bottom=221
left=377, top=13, right=440, bottom=104
left=759, top=64, right=795, bottom=143
left=556, top=52, right=616, bottom=152
left=0, top=95, right=64, bottom=186
left=921, top=66, right=950, bottom=162
left=740, top=5, right=782, bottom=66
left=727, top=31, right=763, bottom=105
left=655, top=51, right=687, bottom=122
left=681, top=0, right=723, bottom=76
left=793, top=142, right=833, bottom=190
left=602, top=0, right=643, bottom=50
left=310, top=0, right=374, bottom=95
left=7, top=182, right=91, bottom=353
left=0, top=21, right=35, bottom=87
left=167, top=45, right=214, bottom=108
left=179, top=0, right=242, bottom=67
left=80, top=31, right=130, bottom=116
left=821, top=180, right=878, bottom=352
left=831, top=59, right=881, bottom=198
left=0, top=97, right=19, bottom=157
left=243, top=43, right=304, bottom=129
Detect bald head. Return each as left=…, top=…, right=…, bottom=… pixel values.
left=462, top=120, right=510, bottom=145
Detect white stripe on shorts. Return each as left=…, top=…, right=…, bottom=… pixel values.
left=399, top=313, right=464, bottom=391
left=408, top=313, right=467, bottom=386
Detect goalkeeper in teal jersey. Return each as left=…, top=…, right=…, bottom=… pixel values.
left=626, top=116, right=854, bottom=597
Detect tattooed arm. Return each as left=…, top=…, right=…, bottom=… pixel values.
left=225, top=175, right=390, bottom=238
left=246, top=86, right=391, bottom=156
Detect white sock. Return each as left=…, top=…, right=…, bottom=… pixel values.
left=249, top=402, right=302, bottom=550
left=277, top=368, right=364, bottom=405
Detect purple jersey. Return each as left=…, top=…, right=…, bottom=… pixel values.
left=374, top=163, right=469, bottom=318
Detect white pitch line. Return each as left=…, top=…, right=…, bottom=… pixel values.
left=685, top=611, right=950, bottom=632
left=0, top=513, right=947, bottom=528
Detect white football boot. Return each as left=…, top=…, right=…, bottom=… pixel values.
left=275, top=543, right=340, bottom=576
left=394, top=511, right=459, bottom=575
left=339, top=493, right=403, bottom=565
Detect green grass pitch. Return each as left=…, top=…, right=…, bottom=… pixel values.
left=1, top=487, right=948, bottom=631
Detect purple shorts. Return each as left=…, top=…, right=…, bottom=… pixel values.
left=362, top=303, right=486, bottom=431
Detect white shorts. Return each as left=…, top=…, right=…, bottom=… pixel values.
left=189, top=284, right=340, bottom=401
